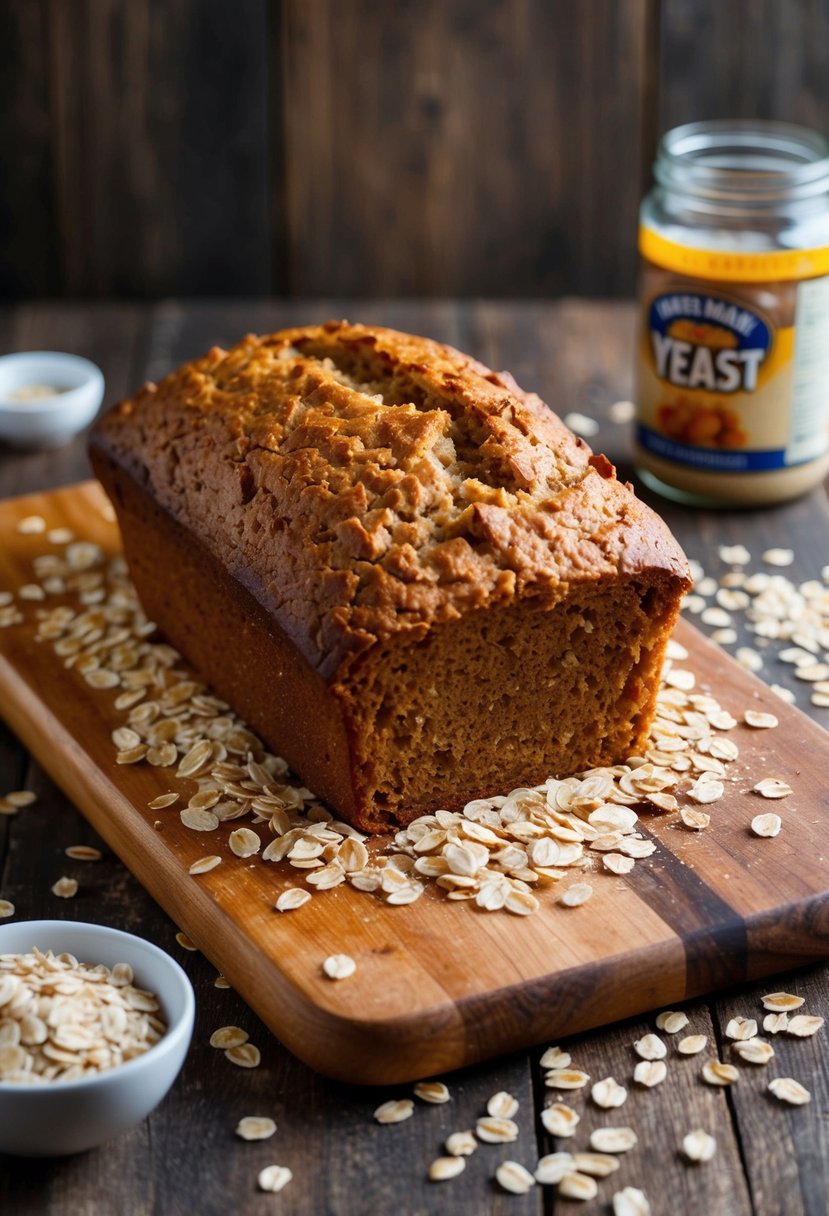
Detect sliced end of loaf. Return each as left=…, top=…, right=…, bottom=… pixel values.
left=337, top=577, right=683, bottom=831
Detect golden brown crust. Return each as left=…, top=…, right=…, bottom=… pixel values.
left=90, top=321, right=690, bottom=685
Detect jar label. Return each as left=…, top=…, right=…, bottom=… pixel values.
left=639, top=226, right=829, bottom=283
left=637, top=269, right=829, bottom=474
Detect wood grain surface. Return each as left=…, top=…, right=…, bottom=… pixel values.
left=2, top=300, right=829, bottom=1216
left=1, top=479, right=828, bottom=1088
left=6, top=1, right=829, bottom=300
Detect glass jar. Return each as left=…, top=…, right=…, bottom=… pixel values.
left=635, top=120, right=829, bottom=506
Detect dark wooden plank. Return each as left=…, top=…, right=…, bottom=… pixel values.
left=50, top=0, right=271, bottom=297
left=0, top=302, right=150, bottom=497
left=659, top=0, right=829, bottom=134
left=0, top=0, right=57, bottom=298
left=281, top=0, right=650, bottom=298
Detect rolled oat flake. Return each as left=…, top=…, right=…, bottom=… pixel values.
left=636, top=120, right=829, bottom=506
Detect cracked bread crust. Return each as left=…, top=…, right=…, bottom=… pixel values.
left=90, top=321, right=690, bottom=688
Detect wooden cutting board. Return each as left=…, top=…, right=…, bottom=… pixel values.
left=2, top=481, right=829, bottom=1086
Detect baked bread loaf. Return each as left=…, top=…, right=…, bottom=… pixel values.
left=89, top=322, right=690, bottom=832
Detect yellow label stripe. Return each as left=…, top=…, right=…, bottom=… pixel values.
left=639, top=226, right=829, bottom=283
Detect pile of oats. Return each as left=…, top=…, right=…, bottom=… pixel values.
left=0, top=947, right=165, bottom=1083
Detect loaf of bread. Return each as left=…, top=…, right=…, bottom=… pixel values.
left=89, top=322, right=690, bottom=832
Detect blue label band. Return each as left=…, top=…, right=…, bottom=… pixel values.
left=637, top=424, right=795, bottom=472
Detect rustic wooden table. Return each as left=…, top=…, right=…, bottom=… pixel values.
left=1, top=300, right=828, bottom=1216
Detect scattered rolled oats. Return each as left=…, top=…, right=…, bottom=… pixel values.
left=540, top=1102, right=580, bottom=1137
left=65, top=845, right=102, bottom=861
left=719, top=544, right=751, bottom=565
left=188, top=855, right=222, bottom=875
left=744, top=710, right=778, bottom=729
left=613, top=1188, right=651, bottom=1216
left=591, top=1077, right=627, bottom=1108
left=322, top=953, right=356, bottom=981
left=753, top=778, right=792, bottom=799
left=558, top=1172, right=598, bottom=1200
left=732, top=1038, right=774, bottom=1064
left=236, top=1116, right=276, bottom=1140
left=573, top=1151, right=620, bottom=1177
left=701, top=1059, right=739, bottom=1086
left=725, top=1016, right=758, bottom=1041
left=545, top=1068, right=590, bottom=1090
left=762, top=992, right=804, bottom=1011
left=47, top=527, right=74, bottom=544
left=16, top=515, right=46, bottom=534
left=5, top=791, right=36, bottom=808
left=609, top=399, right=635, bottom=423
left=414, top=1080, right=450, bottom=1104
left=686, top=780, right=724, bottom=804
left=175, top=932, right=197, bottom=952
left=677, top=1034, right=707, bottom=1054
left=559, top=883, right=593, bottom=907
left=257, top=1165, right=292, bottom=1193
left=275, top=888, right=312, bottom=912
left=374, top=1099, right=414, bottom=1124
left=180, top=807, right=219, bottom=832
left=51, top=877, right=78, bottom=899
left=762, top=548, right=794, bottom=567
left=0, top=900, right=14, bottom=918
left=117, top=746, right=148, bottom=765
left=214, top=974, right=231, bottom=989
left=680, top=807, right=710, bottom=831
left=682, top=1129, right=716, bottom=1163
left=148, top=793, right=180, bottom=810
left=633, top=1033, right=666, bottom=1060
left=428, top=1156, right=465, bottom=1182
left=476, top=1115, right=519, bottom=1143
left=763, top=1012, right=789, bottom=1034
left=228, top=827, right=261, bottom=858
left=633, top=1060, right=666, bottom=1087
left=603, top=854, right=635, bottom=875
left=768, top=1077, right=811, bottom=1105
left=540, top=1045, right=571, bottom=1069
left=701, top=607, right=732, bottom=628
left=445, top=1130, right=477, bottom=1156
left=786, top=1015, right=824, bottom=1037
left=535, top=1151, right=575, bottom=1184
left=564, top=412, right=599, bottom=438
left=487, top=1090, right=518, bottom=1118
left=656, top=1010, right=689, bottom=1034
left=225, top=1042, right=260, bottom=1068
left=590, top=1127, right=638, bottom=1154
left=209, top=1026, right=248, bottom=1049
left=751, top=813, right=782, bottom=838
left=495, top=1161, right=535, bottom=1194
left=736, top=647, right=763, bottom=673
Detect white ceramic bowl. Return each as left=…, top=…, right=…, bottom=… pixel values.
left=0, top=351, right=105, bottom=448
left=0, top=920, right=195, bottom=1157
